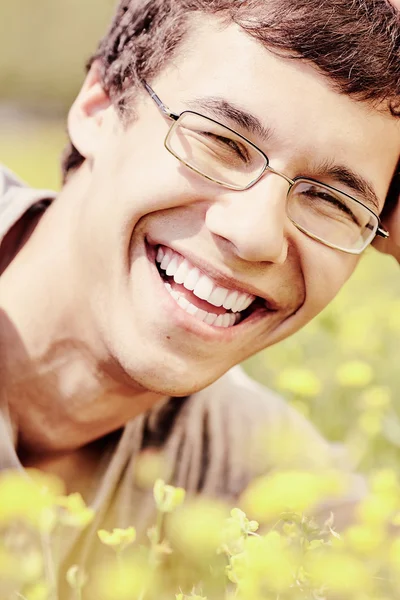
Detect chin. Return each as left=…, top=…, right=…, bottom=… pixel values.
left=117, top=348, right=226, bottom=397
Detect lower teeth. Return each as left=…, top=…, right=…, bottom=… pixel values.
left=164, top=282, right=238, bottom=328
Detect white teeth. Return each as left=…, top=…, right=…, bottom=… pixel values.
left=193, top=275, right=214, bottom=301
left=223, top=290, right=239, bottom=311
left=223, top=313, right=233, bottom=328
left=208, top=286, right=229, bottom=308
left=163, top=283, right=237, bottom=328
left=156, top=247, right=165, bottom=263
left=196, top=309, right=208, bottom=322
left=158, top=247, right=257, bottom=320
left=160, top=248, right=172, bottom=271
left=177, top=296, right=190, bottom=310
left=185, top=303, right=198, bottom=316
left=214, top=314, right=224, bottom=328
left=166, top=256, right=180, bottom=277
left=204, top=312, right=218, bottom=326
left=173, top=259, right=191, bottom=285
left=214, top=314, right=235, bottom=328
left=237, top=293, right=255, bottom=312
left=232, top=292, right=253, bottom=313
left=183, top=267, right=201, bottom=291
left=231, top=294, right=243, bottom=314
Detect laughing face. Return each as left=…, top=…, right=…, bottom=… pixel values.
left=66, top=16, right=400, bottom=397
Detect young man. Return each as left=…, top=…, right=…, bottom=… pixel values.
left=1, top=0, right=400, bottom=578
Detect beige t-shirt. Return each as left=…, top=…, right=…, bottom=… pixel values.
left=0, top=165, right=364, bottom=594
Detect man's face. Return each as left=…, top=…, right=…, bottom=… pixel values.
left=67, top=15, right=400, bottom=396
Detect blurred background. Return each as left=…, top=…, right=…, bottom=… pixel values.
left=1, top=1, right=399, bottom=474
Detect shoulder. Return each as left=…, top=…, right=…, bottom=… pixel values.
left=0, top=164, right=25, bottom=197
left=0, top=164, right=55, bottom=202
left=167, top=367, right=351, bottom=498
left=0, top=165, right=55, bottom=242
left=197, top=367, right=343, bottom=467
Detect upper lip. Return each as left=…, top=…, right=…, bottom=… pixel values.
left=151, top=241, right=280, bottom=311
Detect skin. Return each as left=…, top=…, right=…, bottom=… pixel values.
left=0, top=15, right=399, bottom=486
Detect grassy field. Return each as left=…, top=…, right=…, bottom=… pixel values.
left=1, top=120, right=400, bottom=474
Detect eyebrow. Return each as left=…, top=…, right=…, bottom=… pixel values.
left=184, top=96, right=381, bottom=212
left=186, top=96, right=274, bottom=142
left=314, top=162, right=381, bottom=212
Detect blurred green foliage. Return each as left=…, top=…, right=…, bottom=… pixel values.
left=0, top=0, right=114, bottom=110
left=0, top=121, right=66, bottom=190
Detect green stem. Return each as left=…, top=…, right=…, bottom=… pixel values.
left=40, top=530, right=58, bottom=600
left=74, top=586, right=82, bottom=600
left=155, top=510, right=164, bottom=544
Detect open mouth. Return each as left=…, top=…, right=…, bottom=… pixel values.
left=155, top=245, right=268, bottom=328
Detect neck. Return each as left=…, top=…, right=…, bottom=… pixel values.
left=0, top=179, right=166, bottom=461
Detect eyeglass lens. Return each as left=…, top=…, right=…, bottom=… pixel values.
left=287, top=181, right=377, bottom=252
left=166, top=112, right=266, bottom=189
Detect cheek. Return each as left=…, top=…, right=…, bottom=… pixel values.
left=301, top=248, right=359, bottom=319
left=109, top=139, right=197, bottom=219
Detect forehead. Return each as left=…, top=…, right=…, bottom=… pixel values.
left=151, top=14, right=400, bottom=210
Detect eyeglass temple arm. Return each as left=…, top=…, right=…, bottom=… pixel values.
left=142, top=81, right=180, bottom=121
left=377, top=226, right=390, bottom=239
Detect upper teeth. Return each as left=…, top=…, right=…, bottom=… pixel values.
left=156, top=247, right=255, bottom=313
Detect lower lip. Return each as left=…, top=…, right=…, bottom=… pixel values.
left=145, top=242, right=273, bottom=342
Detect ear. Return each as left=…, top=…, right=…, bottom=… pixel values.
left=67, top=60, right=112, bottom=160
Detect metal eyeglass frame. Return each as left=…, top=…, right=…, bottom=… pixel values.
left=142, top=81, right=389, bottom=255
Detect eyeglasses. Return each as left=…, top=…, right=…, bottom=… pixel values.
left=143, top=82, right=389, bottom=255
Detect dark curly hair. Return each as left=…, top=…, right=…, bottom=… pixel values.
left=62, top=0, right=400, bottom=181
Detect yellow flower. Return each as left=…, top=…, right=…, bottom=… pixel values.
left=306, top=551, right=371, bottom=595
left=229, top=508, right=259, bottom=536
left=167, top=498, right=227, bottom=563
left=66, top=564, right=88, bottom=590
left=242, top=470, right=346, bottom=523
left=23, top=581, right=50, bottom=600
left=370, top=469, right=399, bottom=496
left=153, top=479, right=186, bottom=513
left=344, top=524, right=385, bottom=556
left=356, top=493, right=398, bottom=527
left=56, top=492, right=95, bottom=528
left=230, top=532, right=295, bottom=595
left=133, top=450, right=170, bottom=490
left=0, top=469, right=64, bottom=529
left=357, top=410, right=382, bottom=438
left=336, top=360, right=374, bottom=388
left=98, top=527, right=137, bottom=551
left=89, top=557, right=151, bottom=600
left=275, top=367, right=322, bottom=397
left=361, top=386, right=392, bottom=410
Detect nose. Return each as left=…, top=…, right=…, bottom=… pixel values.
left=205, top=176, right=289, bottom=264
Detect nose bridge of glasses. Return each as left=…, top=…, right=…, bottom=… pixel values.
left=264, top=164, right=294, bottom=189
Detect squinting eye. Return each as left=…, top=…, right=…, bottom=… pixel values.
left=319, top=193, right=360, bottom=224
left=199, top=131, right=250, bottom=163
left=303, top=187, right=361, bottom=226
